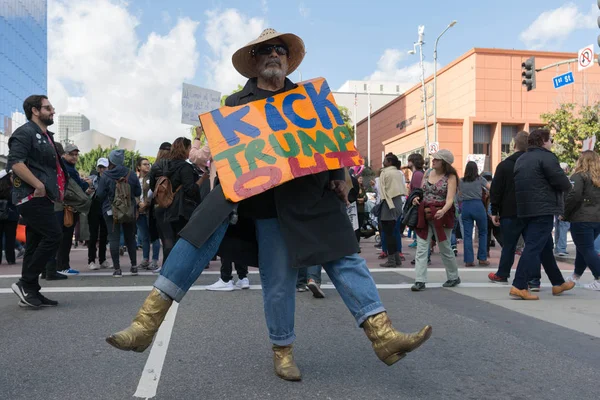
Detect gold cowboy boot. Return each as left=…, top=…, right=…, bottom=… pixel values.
left=272, top=344, right=302, bottom=381
left=106, top=288, right=173, bottom=352
left=362, top=312, right=432, bottom=366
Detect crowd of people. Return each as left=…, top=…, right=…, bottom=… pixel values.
left=3, top=27, right=599, bottom=382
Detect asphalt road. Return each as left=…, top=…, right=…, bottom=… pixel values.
left=0, top=238, right=598, bottom=400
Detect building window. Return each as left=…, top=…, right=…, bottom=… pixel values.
left=501, top=125, right=518, bottom=157
left=473, top=124, right=491, bottom=171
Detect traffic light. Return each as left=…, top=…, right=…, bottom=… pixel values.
left=521, top=56, right=536, bottom=92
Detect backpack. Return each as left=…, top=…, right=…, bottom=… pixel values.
left=154, top=175, right=181, bottom=208
left=112, top=172, right=135, bottom=223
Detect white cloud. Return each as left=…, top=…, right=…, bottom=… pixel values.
left=203, top=9, right=266, bottom=95
left=299, top=3, right=310, bottom=18
left=47, top=0, right=200, bottom=155
left=365, top=48, right=435, bottom=91
left=519, top=3, right=596, bottom=49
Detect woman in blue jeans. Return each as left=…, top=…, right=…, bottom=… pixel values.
left=563, top=150, right=600, bottom=290
left=136, top=158, right=160, bottom=271
left=459, top=161, right=490, bottom=267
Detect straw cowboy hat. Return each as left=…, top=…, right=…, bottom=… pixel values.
left=232, top=28, right=306, bottom=79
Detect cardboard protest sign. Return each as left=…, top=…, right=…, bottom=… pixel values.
left=199, top=77, right=362, bottom=202
left=181, top=83, right=221, bottom=125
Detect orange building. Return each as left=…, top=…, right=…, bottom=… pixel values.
left=355, top=48, right=600, bottom=173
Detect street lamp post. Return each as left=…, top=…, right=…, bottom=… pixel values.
left=408, top=25, right=429, bottom=153
left=433, top=20, right=457, bottom=143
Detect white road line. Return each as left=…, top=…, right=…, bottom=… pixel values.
left=133, top=302, right=179, bottom=399
left=0, top=267, right=575, bottom=279
left=0, top=282, right=556, bottom=294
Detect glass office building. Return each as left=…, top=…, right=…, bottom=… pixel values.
left=0, top=0, right=47, bottom=136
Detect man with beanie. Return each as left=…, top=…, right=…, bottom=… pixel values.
left=96, top=149, right=141, bottom=277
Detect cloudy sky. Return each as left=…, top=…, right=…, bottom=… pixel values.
left=46, top=0, right=597, bottom=155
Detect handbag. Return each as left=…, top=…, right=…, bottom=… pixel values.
left=64, top=206, right=75, bottom=227
left=402, top=204, right=419, bottom=229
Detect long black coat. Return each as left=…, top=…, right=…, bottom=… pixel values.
left=179, top=78, right=358, bottom=267
left=513, top=146, right=572, bottom=218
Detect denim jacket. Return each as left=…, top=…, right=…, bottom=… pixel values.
left=6, top=121, right=68, bottom=204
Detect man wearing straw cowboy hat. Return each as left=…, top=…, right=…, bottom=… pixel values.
left=107, top=28, right=432, bottom=381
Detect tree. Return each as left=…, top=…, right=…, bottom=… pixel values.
left=76, top=146, right=141, bottom=175
left=338, top=105, right=355, bottom=141
left=220, top=84, right=244, bottom=106
left=541, top=102, right=600, bottom=166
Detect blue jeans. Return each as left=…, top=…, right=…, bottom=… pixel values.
left=512, top=216, right=565, bottom=290
left=595, top=235, right=600, bottom=254
left=255, top=218, right=384, bottom=345
left=554, top=216, right=570, bottom=254
left=155, top=220, right=228, bottom=302
left=155, top=218, right=385, bottom=345
left=381, top=217, right=402, bottom=253
left=495, top=217, right=527, bottom=278
left=308, top=265, right=322, bottom=284
left=137, top=214, right=160, bottom=261
left=571, top=222, right=600, bottom=279
left=461, top=200, right=488, bottom=263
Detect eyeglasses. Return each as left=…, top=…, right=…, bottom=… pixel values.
left=253, top=44, right=289, bottom=56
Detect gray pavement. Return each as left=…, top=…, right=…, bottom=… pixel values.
left=1, top=237, right=599, bottom=399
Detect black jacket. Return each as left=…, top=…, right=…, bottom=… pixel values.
left=180, top=77, right=358, bottom=268
left=156, top=160, right=200, bottom=222
left=514, top=147, right=572, bottom=218
left=490, top=151, right=525, bottom=218
left=564, top=172, right=600, bottom=223
left=7, top=121, right=69, bottom=204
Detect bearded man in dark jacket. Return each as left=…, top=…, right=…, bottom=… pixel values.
left=509, top=129, right=575, bottom=300
left=107, top=29, right=432, bottom=381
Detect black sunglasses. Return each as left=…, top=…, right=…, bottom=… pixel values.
left=253, top=44, right=288, bottom=57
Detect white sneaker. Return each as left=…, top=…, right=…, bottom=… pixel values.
left=584, top=280, right=600, bottom=291
left=100, top=261, right=112, bottom=269
left=235, top=277, right=250, bottom=289
left=565, top=274, right=581, bottom=287
left=206, top=278, right=235, bottom=291
left=88, top=262, right=99, bottom=270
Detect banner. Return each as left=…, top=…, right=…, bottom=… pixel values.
left=200, top=78, right=363, bottom=202
left=181, top=83, right=221, bottom=125
left=466, top=154, right=486, bottom=174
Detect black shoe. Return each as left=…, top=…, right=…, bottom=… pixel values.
left=46, top=272, right=68, bottom=281
left=130, top=267, right=138, bottom=276
left=36, top=293, right=58, bottom=307
left=411, top=282, right=426, bottom=292
left=11, top=282, right=42, bottom=307
left=113, top=269, right=123, bottom=278
left=442, top=277, right=461, bottom=288
left=374, top=243, right=382, bottom=249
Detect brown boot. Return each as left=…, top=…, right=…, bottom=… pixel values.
left=362, top=312, right=432, bottom=366
left=380, top=254, right=397, bottom=268
left=106, top=288, right=173, bottom=352
left=272, top=345, right=302, bottom=381
left=509, top=286, right=539, bottom=300
left=552, top=281, right=576, bottom=296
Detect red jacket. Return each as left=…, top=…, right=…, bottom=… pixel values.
left=415, top=200, right=455, bottom=242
